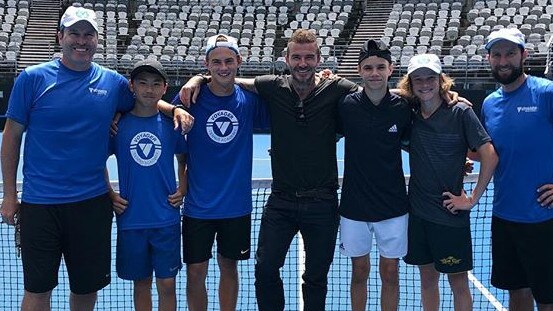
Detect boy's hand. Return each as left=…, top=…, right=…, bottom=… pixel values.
left=168, top=189, right=185, bottom=208
left=109, top=190, right=128, bottom=215
left=110, top=112, right=122, bottom=136
left=537, top=184, right=553, bottom=208
left=317, top=69, right=337, bottom=79
left=173, top=109, right=194, bottom=135
left=445, top=91, right=473, bottom=107
left=179, top=75, right=206, bottom=106
left=442, top=191, right=474, bottom=214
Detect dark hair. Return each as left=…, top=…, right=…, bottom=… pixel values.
left=358, top=39, right=392, bottom=64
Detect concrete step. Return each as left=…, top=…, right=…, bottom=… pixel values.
left=18, top=0, right=61, bottom=71
left=337, top=0, right=394, bottom=79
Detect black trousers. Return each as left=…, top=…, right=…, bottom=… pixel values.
left=254, top=191, right=339, bottom=311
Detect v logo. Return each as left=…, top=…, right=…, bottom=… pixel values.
left=216, top=121, right=231, bottom=135
left=139, top=143, right=153, bottom=157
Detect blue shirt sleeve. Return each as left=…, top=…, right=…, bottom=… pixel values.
left=6, top=70, right=34, bottom=127
left=176, top=135, right=188, bottom=154
left=171, top=93, right=182, bottom=105
left=544, top=80, right=553, bottom=123
left=116, top=74, right=134, bottom=112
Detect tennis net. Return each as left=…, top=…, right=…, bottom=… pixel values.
left=0, top=174, right=508, bottom=310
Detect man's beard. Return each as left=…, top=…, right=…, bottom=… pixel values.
left=492, top=62, right=524, bottom=85
left=291, top=68, right=315, bottom=83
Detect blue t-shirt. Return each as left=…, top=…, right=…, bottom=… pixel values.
left=109, top=112, right=188, bottom=230
left=6, top=60, right=134, bottom=204
left=482, top=76, right=553, bottom=223
left=172, top=84, right=270, bottom=219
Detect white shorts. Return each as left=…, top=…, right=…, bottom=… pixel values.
left=339, top=213, right=408, bottom=259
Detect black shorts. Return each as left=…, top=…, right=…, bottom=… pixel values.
left=20, top=193, right=113, bottom=294
left=404, top=214, right=473, bottom=274
left=491, top=216, right=553, bottom=304
left=182, top=214, right=251, bottom=264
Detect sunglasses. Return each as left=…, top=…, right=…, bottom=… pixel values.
left=295, top=101, right=307, bottom=124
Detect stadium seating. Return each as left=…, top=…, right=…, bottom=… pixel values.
left=0, top=0, right=545, bottom=85
left=98, top=0, right=357, bottom=74
left=0, top=0, right=30, bottom=69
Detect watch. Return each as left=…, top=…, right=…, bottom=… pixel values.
left=171, top=104, right=186, bottom=116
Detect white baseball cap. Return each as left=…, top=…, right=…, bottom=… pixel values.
left=407, top=54, right=442, bottom=76
left=485, top=28, right=525, bottom=50
left=205, top=34, right=239, bottom=56
left=60, top=6, right=99, bottom=32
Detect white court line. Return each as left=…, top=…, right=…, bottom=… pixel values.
left=298, top=233, right=305, bottom=311
left=468, top=271, right=507, bottom=311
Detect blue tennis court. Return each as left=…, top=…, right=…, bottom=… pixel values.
left=1, top=134, right=508, bottom=310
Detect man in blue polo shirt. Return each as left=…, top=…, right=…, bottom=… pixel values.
left=482, top=28, right=553, bottom=310
left=0, top=6, right=192, bottom=310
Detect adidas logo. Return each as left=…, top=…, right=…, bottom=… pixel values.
left=388, top=124, right=398, bottom=133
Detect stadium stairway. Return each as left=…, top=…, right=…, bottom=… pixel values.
left=18, top=0, right=60, bottom=72
left=336, top=0, right=393, bottom=80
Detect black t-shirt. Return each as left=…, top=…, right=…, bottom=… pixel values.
left=409, top=102, right=491, bottom=227
left=255, top=75, right=359, bottom=193
left=338, top=90, right=411, bottom=222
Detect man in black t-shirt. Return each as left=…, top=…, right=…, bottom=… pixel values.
left=179, top=29, right=359, bottom=311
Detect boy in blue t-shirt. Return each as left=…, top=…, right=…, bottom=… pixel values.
left=172, top=34, right=269, bottom=311
left=106, top=60, right=187, bottom=311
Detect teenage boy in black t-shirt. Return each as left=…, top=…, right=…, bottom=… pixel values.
left=337, top=39, right=411, bottom=311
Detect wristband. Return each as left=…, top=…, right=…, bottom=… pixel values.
left=172, top=104, right=186, bottom=116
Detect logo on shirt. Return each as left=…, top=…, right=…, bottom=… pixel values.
left=388, top=124, right=398, bottom=133
left=88, top=87, right=108, bottom=96
left=206, top=110, right=239, bottom=144
left=130, top=132, right=162, bottom=167
left=517, top=106, right=538, bottom=113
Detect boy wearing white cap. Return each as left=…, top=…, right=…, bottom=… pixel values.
left=0, top=6, right=192, bottom=310
left=172, top=34, right=270, bottom=311
left=397, top=54, right=498, bottom=311
left=482, top=28, right=553, bottom=310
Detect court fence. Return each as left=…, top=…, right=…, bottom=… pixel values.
left=0, top=174, right=509, bottom=310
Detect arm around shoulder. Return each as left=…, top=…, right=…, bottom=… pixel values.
left=235, top=77, right=258, bottom=94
